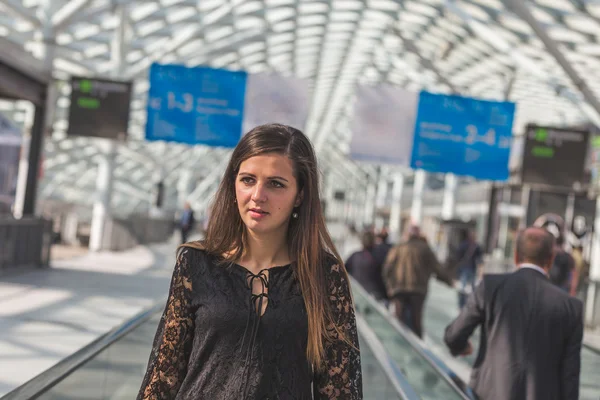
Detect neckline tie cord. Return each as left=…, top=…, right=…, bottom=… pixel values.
left=239, top=269, right=269, bottom=399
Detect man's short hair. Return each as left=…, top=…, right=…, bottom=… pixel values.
left=361, top=231, right=375, bottom=249
left=516, top=227, right=555, bottom=266
left=407, top=224, right=421, bottom=239
left=378, top=227, right=389, bottom=242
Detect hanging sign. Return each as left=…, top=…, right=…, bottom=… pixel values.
left=146, top=64, right=247, bottom=147
left=410, top=91, right=515, bottom=181
left=349, top=84, right=418, bottom=165
left=243, top=72, right=310, bottom=133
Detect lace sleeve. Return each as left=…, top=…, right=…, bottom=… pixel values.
left=137, top=249, right=195, bottom=400
left=314, top=263, right=363, bottom=399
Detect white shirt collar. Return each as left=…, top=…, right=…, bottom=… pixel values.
left=518, top=263, right=548, bottom=277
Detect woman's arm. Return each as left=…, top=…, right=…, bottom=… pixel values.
left=314, top=263, right=363, bottom=399
left=137, top=249, right=195, bottom=400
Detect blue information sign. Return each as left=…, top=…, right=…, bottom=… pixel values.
left=145, top=63, right=247, bottom=147
left=410, top=91, right=516, bottom=181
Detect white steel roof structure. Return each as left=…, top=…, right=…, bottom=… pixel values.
left=1, top=0, right=600, bottom=214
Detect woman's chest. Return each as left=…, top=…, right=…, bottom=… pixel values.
left=191, top=266, right=309, bottom=339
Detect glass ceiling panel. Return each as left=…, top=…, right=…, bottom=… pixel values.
left=1, top=0, right=598, bottom=212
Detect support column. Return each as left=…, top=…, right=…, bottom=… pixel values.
left=497, top=188, right=511, bottom=258
left=363, top=180, right=377, bottom=227
left=323, top=171, right=336, bottom=221
left=519, top=185, right=531, bottom=229
left=62, top=211, right=79, bottom=245
left=150, top=166, right=167, bottom=218
left=565, top=193, right=576, bottom=238
left=374, top=171, right=389, bottom=231
left=177, top=169, right=193, bottom=206
left=389, top=172, right=404, bottom=243
left=89, top=140, right=118, bottom=251
left=348, top=174, right=364, bottom=226
left=18, top=1, right=55, bottom=217
left=410, top=169, right=426, bottom=225
left=20, top=106, right=45, bottom=216
left=441, top=173, right=458, bottom=220
left=344, top=188, right=355, bottom=223
left=355, top=189, right=366, bottom=229
left=89, top=4, right=127, bottom=251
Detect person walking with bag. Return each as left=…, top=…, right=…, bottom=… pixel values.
left=456, top=229, right=482, bottom=309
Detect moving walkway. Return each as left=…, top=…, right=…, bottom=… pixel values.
left=1, top=281, right=472, bottom=400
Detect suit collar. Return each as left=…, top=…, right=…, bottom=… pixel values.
left=517, top=263, right=549, bottom=279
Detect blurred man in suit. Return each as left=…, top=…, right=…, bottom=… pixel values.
left=179, top=201, right=195, bottom=244
left=444, top=227, right=583, bottom=400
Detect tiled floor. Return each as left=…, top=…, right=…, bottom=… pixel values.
left=0, top=236, right=184, bottom=397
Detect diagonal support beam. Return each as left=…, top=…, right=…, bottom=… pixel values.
left=125, top=0, right=249, bottom=79
left=504, top=67, right=517, bottom=100
left=502, top=0, right=600, bottom=124
left=445, top=0, right=600, bottom=127
left=393, top=25, right=459, bottom=94
left=126, top=25, right=202, bottom=78
left=187, top=156, right=230, bottom=206
left=51, top=0, right=93, bottom=31
left=0, top=0, right=41, bottom=28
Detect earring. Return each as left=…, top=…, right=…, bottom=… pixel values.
left=234, top=199, right=237, bottom=203
left=292, top=212, right=298, bottom=219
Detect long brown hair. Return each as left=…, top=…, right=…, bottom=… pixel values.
left=181, top=123, right=346, bottom=368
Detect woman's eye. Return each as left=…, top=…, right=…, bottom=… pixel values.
left=271, top=181, right=285, bottom=188
left=240, top=177, right=254, bottom=184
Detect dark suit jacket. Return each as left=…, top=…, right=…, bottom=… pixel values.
left=444, top=267, right=584, bottom=400
left=180, top=210, right=195, bottom=232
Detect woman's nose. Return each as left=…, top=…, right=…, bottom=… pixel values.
left=251, top=184, right=267, bottom=202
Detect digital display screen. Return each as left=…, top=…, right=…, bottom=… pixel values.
left=521, top=125, right=589, bottom=189
left=334, top=191, right=346, bottom=201
left=68, top=76, right=132, bottom=140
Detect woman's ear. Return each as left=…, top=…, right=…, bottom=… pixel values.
left=294, top=189, right=304, bottom=207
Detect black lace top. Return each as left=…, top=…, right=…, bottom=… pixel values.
left=137, top=248, right=362, bottom=399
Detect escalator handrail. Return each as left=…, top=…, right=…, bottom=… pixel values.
left=350, top=276, right=473, bottom=400
left=356, top=314, right=420, bottom=399
left=0, top=299, right=167, bottom=400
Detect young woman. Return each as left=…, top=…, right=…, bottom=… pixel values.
left=137, top=124, right=362, bottom=399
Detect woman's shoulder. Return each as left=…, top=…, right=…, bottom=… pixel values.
left=321, top=251, right=346, bottom=279
left=176, top=241, right=218, bottom=276
left=178, top=241, right=208, bottom=259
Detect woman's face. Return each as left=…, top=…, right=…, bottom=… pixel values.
left=235, top=153, right=302, bottom=236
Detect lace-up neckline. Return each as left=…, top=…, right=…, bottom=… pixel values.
left=234, top=263, right=291, bottom=398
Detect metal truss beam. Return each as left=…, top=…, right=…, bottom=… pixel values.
left=163, top=147, right=215, bottom=182
left=502, top=0, right=600, bottom=124
left=391, top=25, right=459, bottom=94
left=504, top=67, right=517, bottom=100
left=187, top=156, right=230, bottom=206
left=445, top=0, right=600, bottom=127
left=51, top=0, right=94, bottom=31
left=1, top=0, right=41, bottom=28
left=125, top=1, right=246, bottom=79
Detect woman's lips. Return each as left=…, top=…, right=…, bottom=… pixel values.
left=249, top=209, right=269, bottom=219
